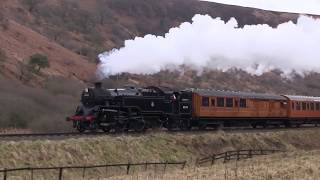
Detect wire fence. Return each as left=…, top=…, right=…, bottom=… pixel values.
left=0, top=149, right=283, bottom=179
left=196, top=149, right=284, bottom=167
left=0, top=161, right=187, bottom=180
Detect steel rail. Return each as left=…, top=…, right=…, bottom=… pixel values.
left=0, top=126, right=318, bottom=141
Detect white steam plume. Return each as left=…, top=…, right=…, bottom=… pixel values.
left=98, top=15, right=320, bottom=77
left=200, top=0, right=320, bottom=15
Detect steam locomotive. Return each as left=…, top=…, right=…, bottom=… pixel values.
left=66, top=82, right=193, bottom=132
left=67, top=82, right=320, bottom=132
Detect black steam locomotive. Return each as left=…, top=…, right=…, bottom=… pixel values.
left=67, top=83, right=193, bottom=132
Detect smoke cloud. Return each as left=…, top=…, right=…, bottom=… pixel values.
left=98, top=15, right=320, bottom=78
left=201, top=0, right=320, bottom=15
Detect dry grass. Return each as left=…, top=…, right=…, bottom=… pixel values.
left=1, top=129, right=320, bottom=179
left=108, top=150, right=320, bottom=180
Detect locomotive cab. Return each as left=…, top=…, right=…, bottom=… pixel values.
left=81, top=82, right=112, bottom=107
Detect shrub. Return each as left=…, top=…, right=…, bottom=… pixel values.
left=8, top=113, right=27, bottom=128
left=0, top=49, right=6, bottom=63
left=18, top=60, right=33, bottom=81
left=28, top=53, right=50, bottom=73
left=0, top=76, right=81, bottom=132
left=0, top=12, right=9, bottom=30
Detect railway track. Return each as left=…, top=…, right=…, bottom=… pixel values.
left=0, top=125, right=318, bottom=141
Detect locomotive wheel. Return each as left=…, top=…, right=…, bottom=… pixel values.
left=166, top=121, right=178, bottom=131
left=179, top=120, right=191, bottom=131
left=102, top=126, right=111, bottom=132
left=131, top=119, right=146, bottom=132
left=76, top=123, right=86, bottom=133
left=115, top=122, right=127, bottom=133
left=199, top=124, right=207, bottom=130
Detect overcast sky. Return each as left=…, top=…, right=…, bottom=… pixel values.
left=200, top=0, right=320, bottom=15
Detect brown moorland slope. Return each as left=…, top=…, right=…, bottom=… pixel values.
left=0, top=0, right=306, bottom=82
left=0, top=0, right=319, bottom=132
left=0, top=20, right=96, bottom=83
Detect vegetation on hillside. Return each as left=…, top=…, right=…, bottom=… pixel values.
left=28, top=53, right=50, bottom=73
left=0, top=76, right=84, bottom=132
left=1, top=0, right=297, bottom=61
left=103, top=69, right=320, bottom=96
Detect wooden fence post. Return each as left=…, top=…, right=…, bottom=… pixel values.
left=3, top=169, right=7, bottom=180
left=58, top=168, right=63, bottom=180
left=224, top=152, right=228, bottom=163
left=31, top=168, right=34, bottom=180
left=195, top=158, right=199, bottom=167
left=237, top=150, right=240, bottom=161
left=182, top=161, right=187, bottom=170
left=163, top=161, right=167, bottom=174
left=144, top=162, right=148, bottom=171
left=126, top=163, right=131, bottom=175
left=82, top=167, right=86, bottom=178
left=211, top=155, right=216, bottom=166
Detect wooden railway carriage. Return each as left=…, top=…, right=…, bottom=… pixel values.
left=283, top=95, right=320, bottom=125
left=191, top=89, right=288, bottom=127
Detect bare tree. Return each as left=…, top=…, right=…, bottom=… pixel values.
left=0, top=12, right=9, bottom=30
left=96, top=0, right=114, bottom=25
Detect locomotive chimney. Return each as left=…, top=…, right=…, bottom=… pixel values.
left=94, top=82, right=102, bottom=89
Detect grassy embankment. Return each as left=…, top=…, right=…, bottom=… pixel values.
left=1, top=129, right=320, bottom=179
left=110, top=150, right=320, bottom=180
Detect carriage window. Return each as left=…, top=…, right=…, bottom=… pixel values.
left=292, top=102, right=294, bottom=110
left=296, top=102, right=301, bottom=110
left=235, top=99, right=239, bottom=107
left=302, top=102, right=307, bottom=110
left=311, top=103, right=315, bottom=111
left=211, top=98, right=216, bottom=107
left=240, top=99, right=247, bottom=108
left=281, top=102, right=287, bottom=108
left=307, top=103, right=310, bottom=110
left=217, top=97, right=225, bottom=107
left=316, top=103, right=320, bottom=111
left=226, top=98, right=233, bottom=108
left=202, top=97, right=209, bottom=107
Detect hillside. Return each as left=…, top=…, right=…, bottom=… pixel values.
left=0, top=0, right=319, bottom=132
left=0, top=0, right=302, bottom=82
